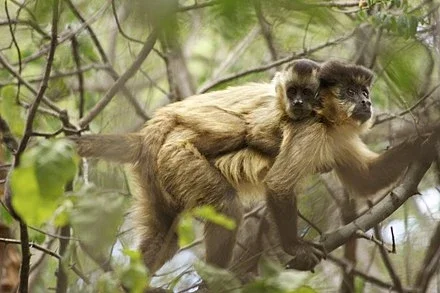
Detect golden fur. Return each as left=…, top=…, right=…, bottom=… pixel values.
left=73, top=59, right=420, bottom=272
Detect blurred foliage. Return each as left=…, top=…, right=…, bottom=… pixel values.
left=10, top=139, right=77, bottom=226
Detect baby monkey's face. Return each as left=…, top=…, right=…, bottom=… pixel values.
left=285, top=82, right=320, bottom=121
left=280, top=59, right=321, bottom=121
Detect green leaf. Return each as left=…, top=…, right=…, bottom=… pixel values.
left=0, top=203, right=13, bottom=225
left=0, top=86, right=24, bottom=136
left=10, top=139, right=78, bottom=226
left=177, top=212, right=195, bottom=247
left=53, top=198, right=74, bottom=227
left=193, top=205, right=237, bottom=230
left=195, top=261, right=242, bottom=293
left=295, top=286, right=318, bottom=293
left=70, top=190, right=127, bottom=260
left=29, top=228, right=46, bottom=244
left=118, top=249, right=149, bottom=293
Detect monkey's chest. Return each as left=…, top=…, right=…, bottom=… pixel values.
left=213, top=148, right=273, bottom=203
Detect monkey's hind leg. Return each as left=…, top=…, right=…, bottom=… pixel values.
left=157, top=141, right=243, bottom=269
left=134, top=195, right=179, bottom=273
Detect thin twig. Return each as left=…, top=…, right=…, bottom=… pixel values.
left=298, top=210, right=323, bottom=235
left=415, top=222, right=440, bottom=291
left=5, top=0, right=23, bottom=105
left=374, top=83, right=440, bottom=126
left=0, top=53, right=64, bottom=115
left=16, top=3, right=109, bottom=66
left=254, top=1, right=277, bottom=61
left=71, top=34, right=85, bottom=119
left=66, top=0, right=150, bottom=121
left=13, top=1, right=60, bottom=291
left=79, top=30, right=158, bottom=127
left=111, top=0, right=143, bottom=44
left=0, top=18, right=50, bottom=38
left=178, top=0, right=219, bottom=12
left=327, top=254, right=416, bottom=292
left=373, top=226, right=403, bottom=292
left=0, top=64, right=110, bottom=87
left=0, top=237, right=61, bottom=259
left=198, top=31, right=355, bottom=93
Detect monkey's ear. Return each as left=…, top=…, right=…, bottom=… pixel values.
left=272, top=72, right=285, bottom=96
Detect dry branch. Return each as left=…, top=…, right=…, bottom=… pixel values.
left=79, top=31, right=158, bottom=128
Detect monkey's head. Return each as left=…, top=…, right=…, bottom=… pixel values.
left=317, top=60, right=374, bottom=128
left=274, top=59, right=321, bottom=121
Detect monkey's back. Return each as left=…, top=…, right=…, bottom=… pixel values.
left=149, top=83, right=282, bottom=157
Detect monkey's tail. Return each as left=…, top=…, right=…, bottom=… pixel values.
left=70, top=134, right=142, bottom=163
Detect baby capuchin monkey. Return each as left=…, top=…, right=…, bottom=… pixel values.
left=72, top=59, right=427, bottom=276
left=273, top=60, right=321, bottom=121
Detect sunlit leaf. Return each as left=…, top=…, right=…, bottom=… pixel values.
left=10, top=139, right=78, bottom=226
left=119, top=249, right=149, bottom=293
left=193, top=205, right=236, bottom=230
left=29, top=228, right=46, bottom=244
left=177, top=212, right=195, bottom=247
left=0, top=86, right=24, bottom=136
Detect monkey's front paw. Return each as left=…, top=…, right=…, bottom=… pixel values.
left=284, top=242, right=323, bottom=271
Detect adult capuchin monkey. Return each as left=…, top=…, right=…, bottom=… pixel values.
left=72, top=59, right=429, bottom=274
left=73, top=59, right=322, bottom=272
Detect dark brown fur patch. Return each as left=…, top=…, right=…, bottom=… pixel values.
left=285, top=59, right=320, bottom=76
left=319, top=60, right=374, bottom=88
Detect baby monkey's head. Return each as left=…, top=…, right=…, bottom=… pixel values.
left=274, top=59, right=321, bottom=121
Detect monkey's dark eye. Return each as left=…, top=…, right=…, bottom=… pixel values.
left=302, top=88, right=313, bottom=96
left=347, top=88, right=355, bottom=97
left=362, top=89, right=369, bottom=98
left=286, top=87, right=296, bottom=97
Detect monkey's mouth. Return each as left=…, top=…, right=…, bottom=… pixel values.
left=291, top=107, right=313, bottom=120
left=352, top=108, right=372, bottom=123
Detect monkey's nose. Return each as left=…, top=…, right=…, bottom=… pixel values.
left=293, top=100, right=303, bottom=106
left=361, top=100, right=371, bottom=107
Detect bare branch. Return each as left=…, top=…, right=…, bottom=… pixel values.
left=0, top=237, right=61, bottom=259
left=415, top=222, right=440, bottom=291
left=178, top=0, right=219, bottom=12
left=372, top=227, right=403, bottom=292
left=254, top=1, right=277, bottom=62
left=321, top=153, right=434, bottom=253
left=198, top=31, right=355, bottom=93
left=373, top=83, right=440, bottom=126
left=66, top=0, right=150, bottom=121
left=10, top=1, right=60, bottom=291
left=0, top=53, right=64, bottom=115
left=327, top=255, right=416, bottom=292
left=79, top=30, right=158, bottom=128
left=71, top=35, right=85, bottom=119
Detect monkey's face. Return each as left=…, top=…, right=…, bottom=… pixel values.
left=339, top=85, right=372, bottom=123
left=318, top=60, right=375, bottom=126
left=285, top=84, right=319, bottom=121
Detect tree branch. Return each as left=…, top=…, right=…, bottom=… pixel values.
left=198, top=31, right=355, bottom=93
left=321, top=155, right=433, bottom=253
left=79, top=30, right=157, bottom=127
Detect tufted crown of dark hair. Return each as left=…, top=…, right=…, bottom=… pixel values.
left=319, top=60, right=374, bottom=88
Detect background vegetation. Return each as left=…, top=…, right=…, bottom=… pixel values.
left=0, top=0, right=439, bottom=292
